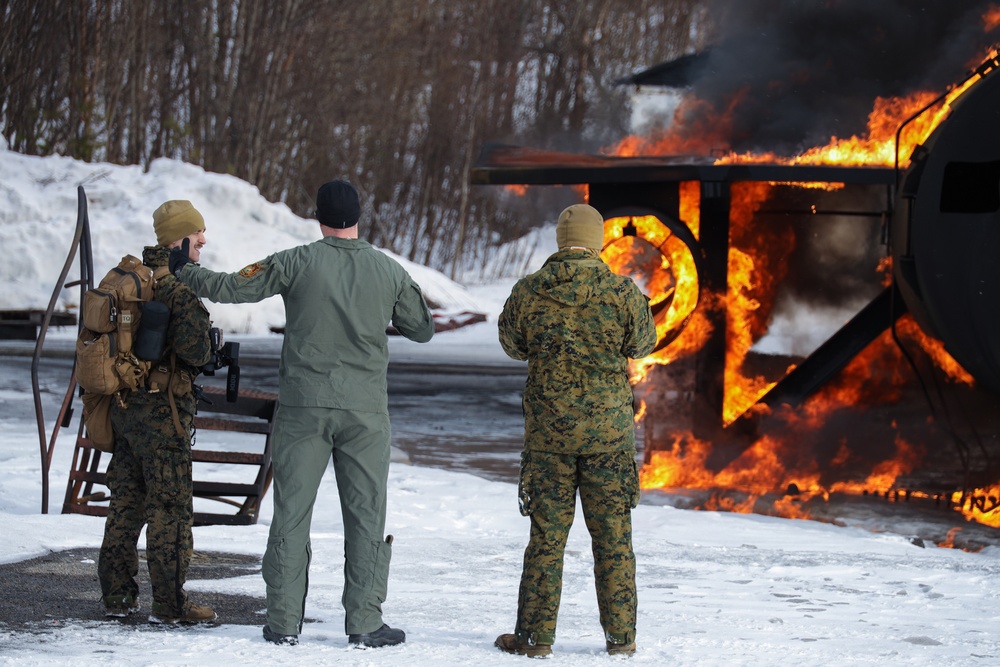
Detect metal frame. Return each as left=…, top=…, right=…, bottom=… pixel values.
left=63, top=385, right=277, bottom=526
left=34, top=186, right=276, bottom=525
left=471, top=144, right=898, bottom=442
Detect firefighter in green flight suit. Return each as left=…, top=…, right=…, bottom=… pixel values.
left=171, top=180, right=434, bottom=647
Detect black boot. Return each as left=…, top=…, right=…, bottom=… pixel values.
left=348, top=623, right=406, bottom=648
left=263, top=624, right=299, bottom=646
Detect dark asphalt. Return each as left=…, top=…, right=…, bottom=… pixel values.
left=0, top=548, right=266, bottom=631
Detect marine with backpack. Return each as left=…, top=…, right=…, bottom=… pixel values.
left=94, top=199, right=219, bottom=624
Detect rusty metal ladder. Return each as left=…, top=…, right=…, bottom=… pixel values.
left=34, top=185, right=277, bottom=525
left=63, top=384, right=277, bottom=526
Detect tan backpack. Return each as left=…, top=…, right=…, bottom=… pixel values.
left=76, top=255, right=171, bottom=450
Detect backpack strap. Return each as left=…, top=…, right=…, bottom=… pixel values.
left=152, top=265, right=172, bottom=281
left=152, top=265, right=188, bottom=440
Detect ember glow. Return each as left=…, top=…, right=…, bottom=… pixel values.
left=604, top=57, right=1000, bottom=536
left=985, top=5, right=1000, bottom=32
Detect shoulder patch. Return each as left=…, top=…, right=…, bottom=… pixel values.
left=239, top=262, right=264, bottom=278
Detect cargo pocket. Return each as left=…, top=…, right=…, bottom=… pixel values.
left=627, top=456, right=641, bottom=509
left=372, top=535, right=393, bottom=603
left=261, top=537, right=284, bottom=592
left=517, top=450, right=534, bottom=517
left=170, top=370, right=194, bottom=397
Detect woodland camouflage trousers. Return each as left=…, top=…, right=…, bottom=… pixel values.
left=98, top=393, right=195, bottom=614
left=515, top=449, right=640, bottom=646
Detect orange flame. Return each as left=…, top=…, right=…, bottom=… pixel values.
left=602, top=56, right=1000, bottom=537
left=895, top=318, right=975, bottom=385
left=984, top=6, right=1000, bottom=32
left=723, top=182, right=790, bottom=423
left=613, top=59, right=988, bottom=170
left=939, top=527, right=962, bottom=549
left=954, top=488, right=1000, bottom=528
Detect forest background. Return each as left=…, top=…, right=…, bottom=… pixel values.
left=0, top=0, right=709, bottom=281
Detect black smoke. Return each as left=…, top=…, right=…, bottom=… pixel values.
left=687, top=0, right=1000, bottom=154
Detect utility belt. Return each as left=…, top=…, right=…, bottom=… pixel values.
left=142, top=355, right=193, bottom=440
left=146, top=364, right=195, bottom=398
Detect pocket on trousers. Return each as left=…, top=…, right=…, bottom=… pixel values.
left=372, top=536, right=393, bottom=603
left=628, top=456, right=641, bottom=509
left=517, top=450, right=533, bottom=517
left=262, top=536, right=285, bottom=590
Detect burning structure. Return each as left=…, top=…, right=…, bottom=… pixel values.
left=471, top=4, right=1000, bottom=545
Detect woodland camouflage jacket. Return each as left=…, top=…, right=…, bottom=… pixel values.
left=498, top=248, right=657, bottom=455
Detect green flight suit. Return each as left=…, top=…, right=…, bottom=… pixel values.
left=181, top=236, right=433, bottom=636
left=498, top=248, right=656, bottom=646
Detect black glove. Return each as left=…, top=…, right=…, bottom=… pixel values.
left=169, top=237, right=192, bottom=277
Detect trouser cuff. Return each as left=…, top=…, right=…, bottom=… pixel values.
left=516, top=629, right=555, bottom=645
left=605, top=630, right=635, bottom=644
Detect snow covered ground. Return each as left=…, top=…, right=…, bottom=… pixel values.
left=2, top=367, right=1000, bottom=666
left=2, top=146, right=1000, bottom=665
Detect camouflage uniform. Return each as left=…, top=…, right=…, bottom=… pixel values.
left=98, top=245, right=212, bottom=615
left=498, top=247, right=656, bottom=647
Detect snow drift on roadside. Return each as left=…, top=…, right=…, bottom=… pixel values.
left=0, top=147, right=481, bottom=335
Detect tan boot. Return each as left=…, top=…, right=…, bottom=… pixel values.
left=149, top=600, right=218, bottom=625
left=494, top=633, right=553, bottom=658
left=606, top=639, right=637, bottom=656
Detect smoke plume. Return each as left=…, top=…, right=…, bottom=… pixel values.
left=692, top=0, right=1000, bottom=153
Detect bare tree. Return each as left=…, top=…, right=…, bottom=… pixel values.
left=0, top=0, right=705, bottom=279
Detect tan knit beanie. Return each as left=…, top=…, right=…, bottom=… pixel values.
left=556, top=204, right=604, bottom=251
left=152, top=200, right=206, bottom=246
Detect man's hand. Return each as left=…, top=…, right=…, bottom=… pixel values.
left=169, top=238, right=192, bottom=277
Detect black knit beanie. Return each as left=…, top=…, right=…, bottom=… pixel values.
left=315, top=180, right=361, bottom=228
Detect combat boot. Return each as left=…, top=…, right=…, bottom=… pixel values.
left=348, top=623, right=406, bottom=648
left=263, top=624, right=299, bottom=645
left=494, top=633, right=553, bottom=658
left=103, top=595, right=140, bottom=618
left=149, top=600, right=218, bottom=625
left=606, top=639, right=637, bottom=656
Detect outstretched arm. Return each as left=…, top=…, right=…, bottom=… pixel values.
left=178, top=248, right=288, bottom=305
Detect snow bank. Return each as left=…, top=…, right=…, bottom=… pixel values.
left=0, top=149, right=481, bottom=334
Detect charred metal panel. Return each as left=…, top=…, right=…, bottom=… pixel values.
left=472, top=143, right=896, bottom=186
left=589, top=182, right=680, bottom=221
left=893, top=66, right=1000, bottom=394
left=693, top=181, right=731, bottom=441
